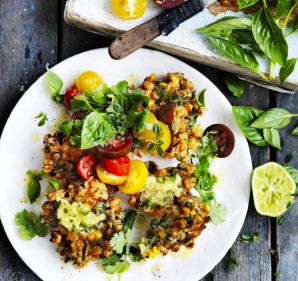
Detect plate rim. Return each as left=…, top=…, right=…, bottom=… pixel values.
left=0, top=47, right=252, bottom=281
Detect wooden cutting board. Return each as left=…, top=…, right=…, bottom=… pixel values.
left=64, top=0, right=298, bottom=93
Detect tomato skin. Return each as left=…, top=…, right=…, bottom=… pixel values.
left=119, top=160, right=149, bottom=195
left=134, top=112, right=158, bottom=141
left=76, top=155, right=97, bottom=180
left=97, top=133, right=133, bottom=158
left=154, top=103, right=174, bottom=128
left=64, top=86, right=80, bottom=110
left=102, top=156, right=130, bottom=176
left=96, top=165, right=127, bottom=186
left=204, top=124, right=235, bottom=158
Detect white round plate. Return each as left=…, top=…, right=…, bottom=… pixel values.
left=0, top=48, right=252, bottom=281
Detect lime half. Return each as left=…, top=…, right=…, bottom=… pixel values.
left=252, top=162, right=295, bottom=217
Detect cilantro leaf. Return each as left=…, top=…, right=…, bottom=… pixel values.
left=98, top=255, right=121, bottom=266
left=135, top=109, right=149, bottom=133
left=14, top=210, right=48, bottom=240
left=238, top=233, right=260, bottom=243
left=110, top=232, right=129, bottom=254
left=46, top=66, right=63, bottom=103
left=103, top=261, right=130, bottom=275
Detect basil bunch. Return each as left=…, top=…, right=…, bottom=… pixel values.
left=197, top=0, right=298, bottom=84
left=233, top=106, right=298, bottom=149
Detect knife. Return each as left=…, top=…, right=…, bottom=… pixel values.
left=109, top=0, right=205, bottom=60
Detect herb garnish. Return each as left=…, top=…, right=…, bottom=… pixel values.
left=98, top=211, right=142, bottom=277
left=238, top=232, right=260, bottom=243
left=277, top=215, right=286, bottom=225
left=35, top=112, right=48, bottom=127
left=269, top=248, right=279, bottom=255
left=46, top=65, right=63, bottom=103
left=26, top=170, right=43, bottom=204
left=197, top=0, right=297, bottom=83
left=14, top=209, right=48, bottom=240
left=48, top=178, right=61, bottom=190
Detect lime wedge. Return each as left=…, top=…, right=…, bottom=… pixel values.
left=252, top=162, right=295, bottom=217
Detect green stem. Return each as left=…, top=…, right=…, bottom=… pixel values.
left=269, top=61, right=276, bottom=80
left=262, top=0, right=267, bottom=7
left=255, top=70, right=269, bottom=81
left=282, top=3, right=298, bottom=31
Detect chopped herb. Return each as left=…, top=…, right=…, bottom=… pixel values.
left=272, top=271, right=282, bottom=278
left=34, top=112, right=48, bottom=127
left=110, top=232, right=129, bottom=254
left=48, top=178, right=61, bottom=190
left=285, top=153, right=293, bottom=163
left=14, top=209, right=48, bottom=240
left=277, top=215, right=286, bottom=225
left=269, top=248, right=279, bottom=255
left=227, top=250, right=239, bottom=271
left=238, top=233, right=260, bottom=243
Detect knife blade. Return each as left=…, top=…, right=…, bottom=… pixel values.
left=109, top=0, right=205, bottom=60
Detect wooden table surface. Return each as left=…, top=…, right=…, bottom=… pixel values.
left=0, top=1, right=297, bottom=281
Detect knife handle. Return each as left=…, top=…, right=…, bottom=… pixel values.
left=109, top=19, right=160, bottom=60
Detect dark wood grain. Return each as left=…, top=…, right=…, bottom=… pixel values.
left=275, top=92, right=298, bottom=281
left=0, top=0, right=297, bottom=280
left=0, top=0, right=57, bottom=280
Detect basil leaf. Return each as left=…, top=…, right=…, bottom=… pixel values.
left=196, top=17, right=252, bottom=34
left=263, top=128, right=281, bottom=150
left=89, top=83, right=110, bottom=105
left=198, top=89, right=206, bottom=107
left=81, top=112, right=116, bottom=149
left=252, top=6, right=288, bottom=67
left=46, top=66, right=63, bottom=103
left=292, top=126, right=298, bottom=136
left=237, top=0, right=259, bottom=9
left=224, top=74, right=245, bottom=98
left=232, top=106, right=267, bottom=146
left=251, top=108, right=298, bottom=129
left=27, top=178, right=41, bottom=204
left=208, top=35, right=259, bottom=72
left=48, top=178, right=61, bottom=190
left=276, top=0, right=293, bottom=18
left=123, top=210, right=137, bottom=234
left=135, top=109, right=149, bottom=133
left=279, top=58, right=297, bottom=84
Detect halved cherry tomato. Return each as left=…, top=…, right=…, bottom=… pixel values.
left=154, top=103, right=174, bottom=128
left=112, top=0, right=147, bottom=20
left=119, top=160, right=149, bottom=195
left=153, top=0, right=184, bottom=9
left=102, top=156, right=130, bottom=176
left=97, top=133, right=133, bottom=158
left=76, top=155, right=96, bottom=180
left=64, top=86, right=80, bottom=110
left=204, top=124, right=235, bottom=158
left=96, top=165, right=127, bottom=185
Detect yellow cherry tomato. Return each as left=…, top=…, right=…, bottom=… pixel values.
left=76, top=71, right=103, bottom=93
left=96, top=165, right=127, bottom=186
left=119, top=160, right=148, bottom=194
left=134, top=112, right=158, bottom=141
left=157, top=121, right=171, bottom=152
left=112, top=0, right=147, bottom=20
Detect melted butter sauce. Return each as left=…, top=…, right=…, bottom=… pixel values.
left=171, top=246, right=192, bottom=259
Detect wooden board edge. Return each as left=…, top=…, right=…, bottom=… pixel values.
left=64, top=1, right=297, bottom=92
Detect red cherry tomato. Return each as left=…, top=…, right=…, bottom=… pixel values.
left=102, top=156, right=130, bottom=176
left=204, top=124, right=235, bottom=158
left=153, top=0, right=184, bottom=9
left=64, top=86, right=80, bottom=110
left=97, top=133, right=133, bottom=158
left=76, top=155, right=96, bottom=180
